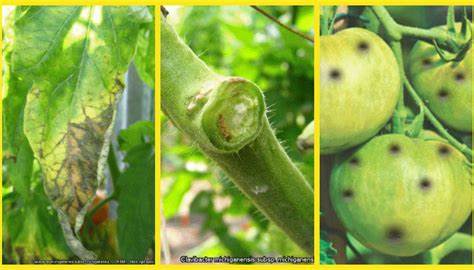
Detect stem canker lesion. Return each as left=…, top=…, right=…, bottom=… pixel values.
left=161, top=13, right=314, bottom=254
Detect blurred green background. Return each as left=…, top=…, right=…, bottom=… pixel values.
left=161, top=6, right=314, bottom=262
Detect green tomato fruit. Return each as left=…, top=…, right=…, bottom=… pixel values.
left=320, top=28, right=400, bottom=154
left=407, top=24, right=472, bottom=132
left=330, top=133, right=471, bottom=257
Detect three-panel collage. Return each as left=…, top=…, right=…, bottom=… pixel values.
left=0, top=3, right=472, bottom=268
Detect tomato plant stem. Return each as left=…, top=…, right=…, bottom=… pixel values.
left=161, top=15, right=314, bottom=254
left=320, top=8, right=329, bottom=35
left=404, top=77, right=472, bottom=160
left=389, top=41, right=405, bottom=134
left=424, top=233, right=472, bottom=264
left=320, top=6, right=338, bottom=35
left=370, top=6, right=467, bottom=52
left=345, top=235, right=365, bottom=263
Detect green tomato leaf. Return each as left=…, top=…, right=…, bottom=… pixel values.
left=320, top=230, right=337, bottom=264
left=162, top=172, right=193, bottom=218
left=190, top=191, right=213, bottom=217
left=118, top=120, right=154, bottom=152
left=320, top=213, right=337, bottom=264
left=190, top=190, right=252, bottom=258
left=406, top=107, right=424, bottom=138
left=116, top=143, right=155, bottom=260
left=134, top=6, right=155, bottom=88
left=5, top=138, right=34, bottom=199
left=2, top=8, right=35, bottom=200
left=5, top=184, right=72, bottom=262
left=446, top=6, right=456, bottom=34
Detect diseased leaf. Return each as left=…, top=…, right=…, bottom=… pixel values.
left=9, top=6, right=151, bottom=258
left=134, top=6, right=155, bottom=88
left=117, top=143, right=155, bottom=260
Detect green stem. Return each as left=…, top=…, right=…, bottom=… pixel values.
left=345, top=234, right=366, bottom=263
left=389, top=41, right=405, bottom=134
left=320, top=6, right=337, bottom=36
left=161, top=15, right=314, bottom=254
left=107, top=145, right=120, bottom=187
left=370, top=6, right=466, bottom=51
left=404, top=77, right=472, bottom=160
left=370, top=6, right=402, bottom=40
left=320, top=10, right=329, bottom=35
left=423, top=233, right=472, bottom=264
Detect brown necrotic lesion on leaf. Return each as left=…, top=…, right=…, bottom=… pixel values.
left=45, top=104, right=115, bottom=225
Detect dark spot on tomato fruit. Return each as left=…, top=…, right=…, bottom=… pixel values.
left=454, top=72, right=465, bottom=82
left=349, top=157, right=359, bottom=166
left=438, top=145, right=451, bottom=156
left=357, top=41, right=369, bottom=52
left=422, top=58, right=432, bottom=67
left=389, top=143, right=401, bottom=155
left=437, top=89, right=449, bottom=100
left=386, top=227, right=403, bottom=242
left=329, top=69, right=342, bottom=80
left=419, top=177, right=432, bottom=191
left=342, top=189, right=353, bottom=199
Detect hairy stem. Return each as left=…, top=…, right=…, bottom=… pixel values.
left=161, top=16, right=314, bottom=254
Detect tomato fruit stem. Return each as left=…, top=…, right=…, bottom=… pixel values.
left=371, top=6, right=468, bottom=53
left=424, top=233, right=472, bottom=264
left=404, top=76, right=472, bottom=160
left=388, top=41, right=405, bottom=134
